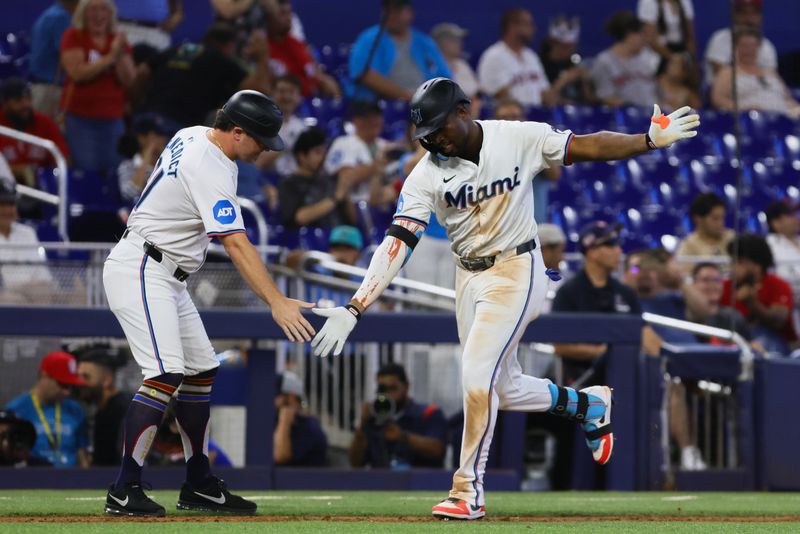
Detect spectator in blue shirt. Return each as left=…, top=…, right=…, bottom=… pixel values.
left=273, top=371, right=327, bottom=466
left=28, top=0, right=79, bottom=120
left=348, top=0, right=451, bottom=101
left=4, top=351, right=90, bottom=467
left=349, top=363, right=447, bottom=468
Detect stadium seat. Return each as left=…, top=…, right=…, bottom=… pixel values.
left=551, top=105, right=619, bottom=134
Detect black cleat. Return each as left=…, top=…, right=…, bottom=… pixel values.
left=105, top=482, right=166, bottom=517
left=176, top=476, right=257, bottom=515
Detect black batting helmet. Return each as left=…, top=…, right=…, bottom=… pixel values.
left=222, top=90, right=285, bottom=151
left=409, top=78, right=470, bottom=141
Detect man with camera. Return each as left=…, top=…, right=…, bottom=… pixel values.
left=349, top=363, right=446, bottom=468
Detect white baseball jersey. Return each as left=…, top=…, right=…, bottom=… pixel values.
left=477, top=42, right=550, bottom=106
left=127, top=126, right=246, bottom=272
left=324, top=133, right=388, bottom=202
left=394, top=120, right=572, bottom=258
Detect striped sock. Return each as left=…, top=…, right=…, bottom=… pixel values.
left=114, top=373, right=183, bottom=488
left=175, top=368, right=217, bottom=486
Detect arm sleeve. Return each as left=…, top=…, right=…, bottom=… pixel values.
left=477, top=48, right=511, bottom=96
left=187, top=156, right=246, bottom=237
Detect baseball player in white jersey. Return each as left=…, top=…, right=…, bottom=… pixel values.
left=311, top=78, right=700, bottom=520
left=102, top=90, right=315, bottom=517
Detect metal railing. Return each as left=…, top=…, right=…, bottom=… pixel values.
left=0, top=125, right=68, bottom=241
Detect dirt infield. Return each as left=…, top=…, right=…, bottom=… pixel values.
left=2, top=515, right=800, bottom=523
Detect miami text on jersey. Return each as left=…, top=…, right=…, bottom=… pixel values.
left=444, top=166, right=521, bottom=210
left=166, top=136, right=184, bottom=178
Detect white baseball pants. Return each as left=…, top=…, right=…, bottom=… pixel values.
left=103, top=238, right=218, bottom=379
left=450, top=246, right=552, bottom=507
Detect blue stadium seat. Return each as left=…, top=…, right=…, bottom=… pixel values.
left=299, top=226, right=331, bottom=252
left=551, top=105, right=619, bottom=134
left=381, top=100, right=409, bottom=124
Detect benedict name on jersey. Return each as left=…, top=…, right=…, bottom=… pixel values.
left=166, top=136, right=185, bottom=178
left=444, top=166, right=521, bottom=210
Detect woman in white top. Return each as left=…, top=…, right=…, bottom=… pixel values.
left=637, top=0, right=695, bottom=59
left=712, top=28, right=800, bottom=118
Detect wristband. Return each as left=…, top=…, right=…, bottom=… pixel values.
left=344, top=303, right=362, bottom=321
left=645, top=133, right=658, bottom=150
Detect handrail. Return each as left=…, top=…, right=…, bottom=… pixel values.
left=0, top=125, right=68, bottom=242
left=237, top=197, right=268, bottom=249
left=642, top=312, right=755, bottom=381
left=297, top=250, right=457, bottom=300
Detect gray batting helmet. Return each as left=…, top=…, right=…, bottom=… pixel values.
left=222, top=90, right=285, bottom=151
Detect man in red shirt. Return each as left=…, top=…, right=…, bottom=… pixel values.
left=265, top=0, right=339, bottom=98
left=0, top=78, right=70, bottom=187
left=721, top=233, right=797, bottom=352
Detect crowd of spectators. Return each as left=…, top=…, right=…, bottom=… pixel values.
left=1, top=0, right=799, bottom=485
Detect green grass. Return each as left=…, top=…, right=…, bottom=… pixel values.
left=4, top=524, right=800, bottom=534
left=1, top=491, right=799, bottom=533
left=1, top=490, right=800, bottom=518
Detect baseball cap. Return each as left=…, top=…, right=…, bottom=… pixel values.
left=431, top=23, right=468, bottom=42
left=0, top=77, right=30, bottom=102
left=0, top=179, right=17, bottom=204
left=277, top=371, right=304, bottom=398
left=578, top=221, right=622, bottom=254
left=329, top=225, right=364, bottom=251
left=39, top=352, right=86, bottom=386
left=765, top=200, right=799, bottom=226
left=538, top=223, right=566, bottom=246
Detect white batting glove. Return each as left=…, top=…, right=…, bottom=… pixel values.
left=310, top=307, right=358, bottom=357
left=647, top=104, right=700, bottom=149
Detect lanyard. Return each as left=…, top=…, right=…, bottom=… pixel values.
left=31, top=391, right=61, bottom=453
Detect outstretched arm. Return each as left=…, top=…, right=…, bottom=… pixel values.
left=311, top=219, right=425, bottom=357
left=567, top=105, right=700, bottom=164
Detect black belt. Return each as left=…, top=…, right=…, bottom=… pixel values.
left=122, top=229, right=190, bottom=282
left=459, top=239, right=537, bottom=272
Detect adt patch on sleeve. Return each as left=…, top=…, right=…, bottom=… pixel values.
left=213, top=199, right=236, bottom=224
